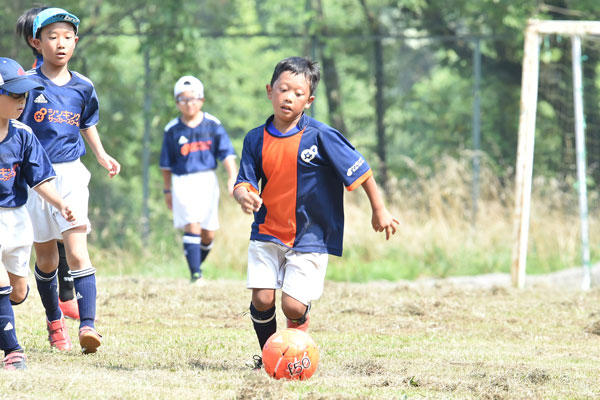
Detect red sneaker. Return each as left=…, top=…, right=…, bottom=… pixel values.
left=3, top=352, right=26, bottom=370
left=59, top=298, right=80, bottom=320
left=79, top=326, right=102, bottom=354
left=286, top=313, right=310, bottom=332
left=47, top=317, right=72, bottom=351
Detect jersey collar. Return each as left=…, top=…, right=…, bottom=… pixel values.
left=264, top=113, right=309, bottom=137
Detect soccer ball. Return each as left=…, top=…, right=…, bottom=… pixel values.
left=262, top=328, right=319, bottom=380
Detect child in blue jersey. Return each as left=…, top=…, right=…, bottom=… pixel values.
left=0, top=57, right=75, bottom=369
left=16, top=5, right=80, bottom=321
left=18, top=7, right=121, bottom=354
left=234, top=57, right=399, bottom=365
left=160, top=76, right=237, bottom=284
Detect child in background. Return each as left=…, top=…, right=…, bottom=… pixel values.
left=15, top=5, right=79, bottom=321
left=233, top=57, right=398, bottom=367
left=19, top=7, right=121, bottom=354
left=0, top=57, right=75, bottom=369
left=160, top=76, right=237, bottom=284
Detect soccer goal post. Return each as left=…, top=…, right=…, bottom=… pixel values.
left=512, top=19, right=600, bottom=289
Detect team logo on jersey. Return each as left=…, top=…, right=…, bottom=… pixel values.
left=0, top=164, right=18, bottom=182
left=180, top=140, right=212, bottom=156
left=301, top=145, right=318, bottom=163
left=3, top=322, right=13, bottom=331
left=34, top=93, right=48, bottom=103
left=33, top=107, right=80, bottom=126
left=347, top=157, right=365, bottom=176
left=178, top=136, right=189, bottom=145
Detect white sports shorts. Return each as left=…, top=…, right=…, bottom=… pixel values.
left=246, top=240, right=329, bottom=306
left=0, top=206, right=33, bottom=277
left=172, top=170, right=220, bottom=230
left=27, top=159, right=91, bottom=243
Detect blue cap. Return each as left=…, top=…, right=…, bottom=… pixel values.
left=0, top=58, right=44, bottom=94
left=33, top=7, right=80, bottom=38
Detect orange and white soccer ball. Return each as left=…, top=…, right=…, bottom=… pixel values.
left=262, top=328, right=319, bottom=380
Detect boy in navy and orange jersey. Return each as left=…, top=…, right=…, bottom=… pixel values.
left=16, top=5, right=80, bottom=321
left=19, top=7, right=121, bottom=354
left=233, top=57, right=399, bottom=367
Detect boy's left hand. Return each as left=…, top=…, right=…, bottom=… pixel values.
left=60, top=204, right=76, bottom=224
left=97, top=153, right=121, bottom=178
left=372, top=208, right=399, bottom=240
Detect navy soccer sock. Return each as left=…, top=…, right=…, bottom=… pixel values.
left=0, top=287, right=21, bottom=355
left=72, top=267, right=97, bottom=329
left=249, top=303, right=276, bottom=350
left=34, top=265, right=62, bottom=322
left=200, top=241, right=213, bottom=263
left=183, top=233, right=202, bottom=278
left=57, top=241, right=75, bottom=302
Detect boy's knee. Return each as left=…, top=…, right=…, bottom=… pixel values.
left=201, top=230, right=215, bottom=243
left=281, top=297, right=309, bottom=320
left=9, top=285, right=29, bottom=306
left=251, top=291, right=275, bottom=311
left=36, top=254, right=59, bottom=271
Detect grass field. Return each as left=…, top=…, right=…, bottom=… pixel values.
left=2, top=275, right=600, bottom=399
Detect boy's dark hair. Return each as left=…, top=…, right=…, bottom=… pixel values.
left=16, top=6, right=48, bottom=56
left=270, top=57, right=320, bottom=95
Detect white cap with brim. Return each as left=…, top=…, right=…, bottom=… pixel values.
left=0, top=58, right=44, bottom=94
left=33, top=7, right=80, bottom=39
left=174, top=76, right=204, bottom=98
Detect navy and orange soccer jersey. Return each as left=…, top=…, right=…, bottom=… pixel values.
left=0, top=120, right=55, bottom=208
left=159, top=112, right=236, bottom=175
left=19, top=66, right=99, bottom=163
left=235, top=114, right=372, bottom=256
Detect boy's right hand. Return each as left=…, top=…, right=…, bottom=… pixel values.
left=61, top=205, right=76, bottom=224
left=234, top=187, right=262, bottom=214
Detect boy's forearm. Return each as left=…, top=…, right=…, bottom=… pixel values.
left=33, top=180, right=64, bottom=210
left=161, top=170, right=172, bottom=191
left=361, top=176, right=385, bottom=212
left=223, top=156, right=237, bottom=179
left=80, top=126, right=107, bottom=158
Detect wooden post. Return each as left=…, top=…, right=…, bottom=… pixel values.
left=512, top=20, right=600, bottom=288
left=511, top=20, right=541, bottom=288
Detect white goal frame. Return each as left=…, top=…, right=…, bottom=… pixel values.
left=512, top=19, right=600, bottom=289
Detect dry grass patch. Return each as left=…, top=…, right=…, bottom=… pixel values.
left=2, top=276, right=596, bottom=398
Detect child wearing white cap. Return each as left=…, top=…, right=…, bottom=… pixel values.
left=0, top=57, right=75, bottom=369
left=160, top=75, right=237, bottom=284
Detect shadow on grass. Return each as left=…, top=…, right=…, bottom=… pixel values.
left=188, top=358, right=248, bottom=372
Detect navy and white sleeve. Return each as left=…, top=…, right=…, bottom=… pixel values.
left=234, top=131, right=261, bottom=194
left=319, top=127, right=372, bottom=190
left=22, top=133, right=56, bottom=188
left=215, top=124, right=236, bottom=161
left=80, top=86, right=100, bottom=129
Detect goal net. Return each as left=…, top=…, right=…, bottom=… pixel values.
left=512, top=20, right=600, bottom=289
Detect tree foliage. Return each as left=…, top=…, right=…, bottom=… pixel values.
left=1, top=0, right=599, bottom=250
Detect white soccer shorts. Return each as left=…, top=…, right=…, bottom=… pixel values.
left=246, top=240, right=329, bottom=306
left=0, top=206, right=33, bottom=277
left=171, top=170, right=220, bottom=230
left=26, top=159, right=91, bottom=243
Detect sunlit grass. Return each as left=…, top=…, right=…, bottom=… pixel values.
left=90, top=155, right=599, bottom=282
